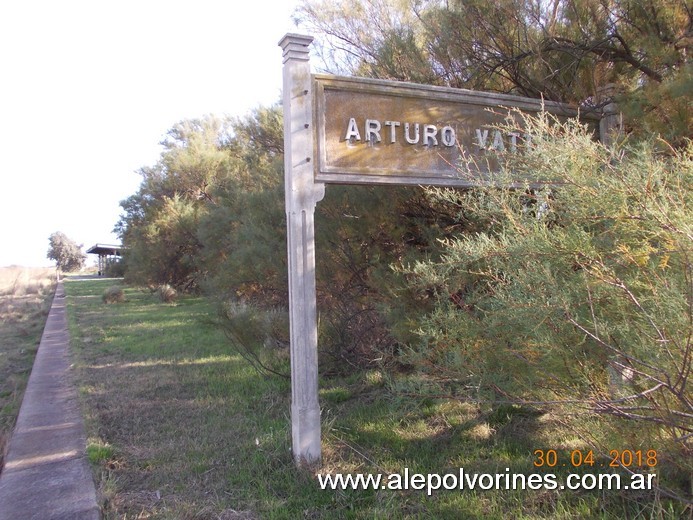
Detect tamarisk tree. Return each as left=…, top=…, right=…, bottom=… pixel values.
left=406, top=114, right=692, bottom=498
left=47, top=231, right=85, bottom=272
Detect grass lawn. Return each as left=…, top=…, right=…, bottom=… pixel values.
left=64, top=278, right=686, bottom=519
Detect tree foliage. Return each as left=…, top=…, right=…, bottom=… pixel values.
left=405, top=115, right=692, bottom=496
left=115, top=115, right=234, bottom=290
left=115, top=104, right=449, bottom=371
left=109, top=0, right=692, bottom=505
left=296, top=0, right=691, bottom=142
left=46, top=231, right=85, bottom=272
left=295, top=0, right=692, bottom=498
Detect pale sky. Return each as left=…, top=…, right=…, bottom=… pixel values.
left=0, top=0, right=304, bottom=267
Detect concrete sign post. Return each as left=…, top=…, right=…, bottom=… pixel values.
left=279, top=34, right=325, bottom=465
left=279, top=33, right=616, bottom=465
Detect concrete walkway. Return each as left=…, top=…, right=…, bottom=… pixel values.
left=0, top=281, right=100, bottom=519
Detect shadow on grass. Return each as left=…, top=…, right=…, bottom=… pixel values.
left=65, top=279, right=339, bottom=518
left=64, top=279, right=684, bottom=519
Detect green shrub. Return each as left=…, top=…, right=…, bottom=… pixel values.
left=102, top=286, right=125, bottom=304
left=103, top=259, right=125, bottom=278
left=86, top=442, right=115, bottom=465
left=406, top=113, right=692, bottom=501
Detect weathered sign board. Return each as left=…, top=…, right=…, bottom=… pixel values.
left=314, top=74, right=600, bottom=187
left=280, top=33, right=611, bottom=466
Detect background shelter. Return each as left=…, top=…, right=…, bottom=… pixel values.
left=86, top=244, right=122, bottom=276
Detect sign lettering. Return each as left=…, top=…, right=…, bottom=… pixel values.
left=314, top=74, right=599, bottom=187
left=342, top=117, right=532, bottom=152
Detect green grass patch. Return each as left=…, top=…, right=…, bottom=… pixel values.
left=65, top=279, right=687, bottom=519
left=87, top=441, right=116, bottom=465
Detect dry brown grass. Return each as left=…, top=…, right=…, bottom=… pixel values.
left=156, top=284, right=177, bottom=303
left=0, top=266, right=55, bottom=298
left=0, top=267, right=56, bottom=469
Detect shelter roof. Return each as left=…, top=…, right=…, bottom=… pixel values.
left=86, top=244, right=123, bottom=256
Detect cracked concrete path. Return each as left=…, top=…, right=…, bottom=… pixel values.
left=0, top=281, right=100, bottom=520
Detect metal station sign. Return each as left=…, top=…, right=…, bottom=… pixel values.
left=314, top=74, right=599, bottom=187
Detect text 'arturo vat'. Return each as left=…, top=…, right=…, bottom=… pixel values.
left=314, top=73, right=594, bottom=186
left=343, top=117, right=532, bottom=153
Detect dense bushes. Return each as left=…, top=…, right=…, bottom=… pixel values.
left=131, top=100, right=470, bottom=370
left=404, top=114, right=692, bottom=497
left=116, top=107, right=443, bottom=371
left=103, top=258, right=125, bottom=278
left=113, top=0, right=691, bottom=504
left=115, top=89, right=691, bottom=503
